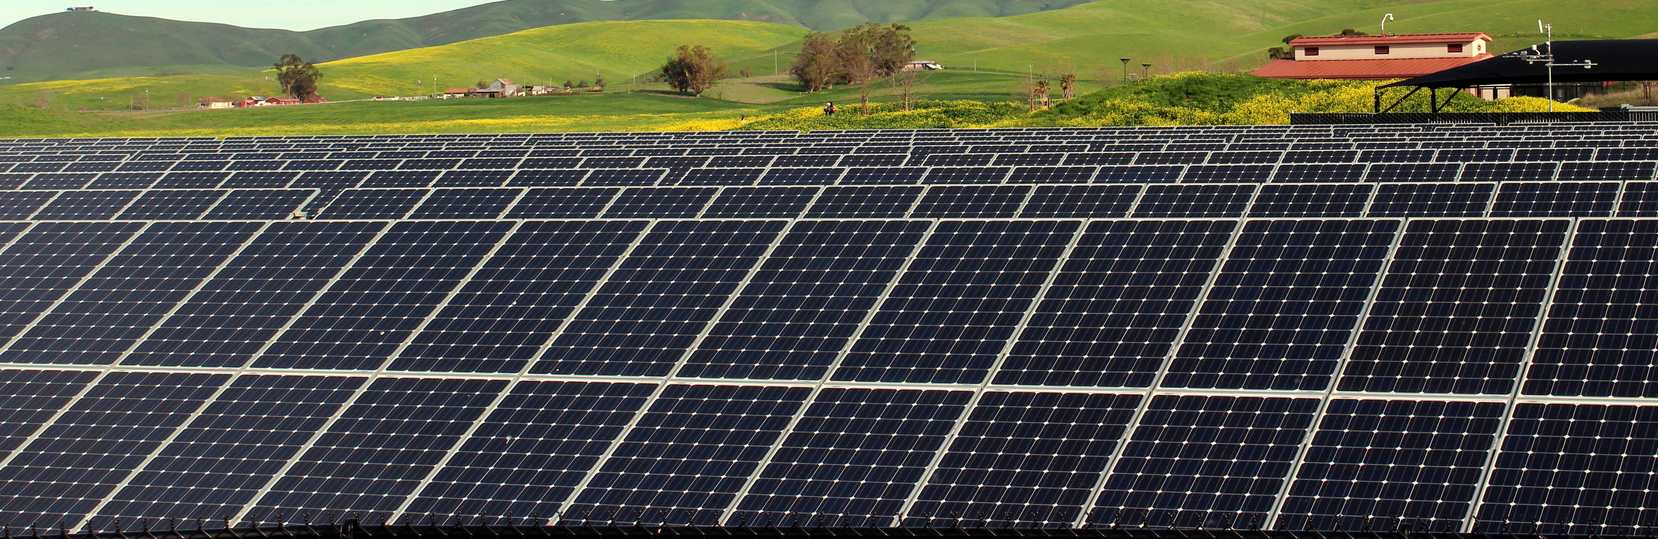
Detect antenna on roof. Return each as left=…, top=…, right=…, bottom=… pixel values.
left=1381, top=13, right=1394, bottom=35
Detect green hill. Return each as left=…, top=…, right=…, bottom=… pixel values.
left=0, top=0, right=1097, bottom=83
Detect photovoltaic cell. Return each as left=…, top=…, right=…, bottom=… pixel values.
left=1132, top=184, right=1254, bottom=218
left=408, top=188, right=520, bottom=219
left=505, top=187, right=617, bottom=219
left=1527, top=219, right=1658, bottom=397
left=96, top=375, right=364, bottom=525
left=1248, top=184, right=1373, bottom=217
left=1367, top=183, right=1494, bottom=218
left=1476, top=403, right=1658, bottom=533
left=0, top=371, right=230, bottom=531
left=1461, top=163, right=1557, bottom=182
left=391, top=220, right=647, bottom=373
left=253, top=220, right=514, bottom=370
left=805, top=186, right=920, bottom=218
left=32, top=190, right=139, bottom=219
left=1277, top=399, right=1503, bottom=530
left=0, top=191, right=58, bottom=219
left=402, top=381, right=655, bottom=521
left=251, top=377, right=508, bottom=517
left=508, top=169, right=587, bottom=187
left=1164, top=219, right=1396, bottom=390
left=202, top=189, right=315, bottom=220
left=317, top=188, right=427, bottom=219
left=997, top=220, right=1233, bottom=387
left=0, top=221, right=145, bottom=343
left=1489, top=182, right=1618, bottom=217
left=532, top=220, right=785, bottom=377
left=1182, top=165, right=1274, bottom=183
left=567, top=384, right=811, bottom=526
left=122, top=221, right=384, bottom=367
left=678, top=220, right=928, bottom=380
left=911, top=185, right=1029, bottom=218
left=734, top=388, right=971, bottom=525
left=923, top=167, right=1010, bottom=185
left=904, top=392, right=1141, bottom=526
left=602, top=187, right=717, bottom=218
left=834, top=220, right=1078, bottom=385
left=1092, top=395, right=1318, bottom=526
left=1340, top=219, right=1569, bottom=394
left=116, top=189, right=223, bottom=220
left=0, top=369, right=99, bottom=456
left=840, top=167, right=927, bottom=185
left=1018, top=184, right=1139, bottom=218
left=678, top=168, right=763, bottom=186
left=702, top=187, right=819, bottom=218
left=5, top=221, right=262, bottom=365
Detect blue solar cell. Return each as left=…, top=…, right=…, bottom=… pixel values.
left=87, top=172, right=162, bottom=190
left=0, top=191, right=58, bottom=219
left=905, top=392, right=1141, bottom=527
left=1248, top=184, right=1373, bottom=217
left=505, top=187, right=618, bottom=218
left=1461, top=163, right=1557, bottom=182
left=1091, top=395, right=1319, bottom=526
left=678, top=168, right=764, bottom=186
left=733, top=388, right=971, bottom=525
left=1340, top=219, right=1570, bottom=394
left=434, top=169, right=513, bottom=187
left=911, top=185, right=1029, bottom=218
left=603, top=187, right=717, bottom=218
left=202, top=189, right=316, bottom=220
left=1489, top=182, right=1618, bottom=217
left=568, top=384, right=811, bottom=526
left=997, top=220, right=1233, bottom=387
left=583, top=168, right=666, bottom=186
left=0, top=221, right=145, bottom=343
left=1132, top=184, right=1254, bottom=218
left=840, top=167, right=927, bottom=185
left=923, top=167, right=1010, bottom=184
left=4, top=221, right=262, bottom=364
left=402, top=381, right=655, bottom=520
left=679, top=220, right=928, bottom=380
left=762, top=168, right=843, bottom=185
left=96, top=375, right=364, bottom=526
left=251, top=377, right=508, bottom=517
left=702, top=187, right=819, bottom=218
left=1278, top=399, right=1503, bottom=531
left=1367, top=183, right=1494, bottom=218
left=1182, top=165, right=1274, bottom=183
left=0, top=372, right=230, bottom=531
left=253, top=220, right=515, bottom=370
left=120, top=221, right=384, bottom=367
left=1018, top=184, right=1139, bottom=218
left=408, top=188, right=521, bottom=219
left=1476, top=403, right=1658, bottom=534
left=805, top=186, right=921, bottom=218
left=532, top=220, right=785, bottom=377
left=0, top=369, right=99, bottom=456
left=1164, top=219, right=1397, bottom=390
left=223, top=171, right=299, bottom=188
left=834, top=220, right=1078, bottom=384
left=1527, top=219, right=1658, bottom=397
left=391, top=220, right=647, bottom=373
left=316, top=188, right=427, bottom=219
left=116, top=189, right=224, bottom=220
left=32, top=190, right=140, bottom=219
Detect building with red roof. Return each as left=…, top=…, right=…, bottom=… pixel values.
left=1252, top=33, right=1494, bottom=81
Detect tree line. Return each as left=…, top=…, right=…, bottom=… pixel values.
left=658, top=23, right=917, bottom=114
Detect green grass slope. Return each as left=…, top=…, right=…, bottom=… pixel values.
left=0, top=0, right=1097, bottom=83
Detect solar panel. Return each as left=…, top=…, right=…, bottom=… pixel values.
left=10, top=125, right=1658, bottom=534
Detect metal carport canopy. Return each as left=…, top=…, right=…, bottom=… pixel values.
left=1380, top=39, right=1658, bottom=89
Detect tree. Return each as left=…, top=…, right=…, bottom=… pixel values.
left=1059, top=71, right=1077, bottom=100
left=889, top=69, right=929, bottom=111
left=1338, top=28, right=1368, bottom=36
left=791, top=32, right=841, bottom=92
left=577, top=80, right=588, bottom=88
left=274, top=54, right=323, bottom=100
left=739, top=66, right=754, bottom=78
left=838, top=23, right=916, bottom=79
left=595, top=74, right=605, bottom=88
left=564, top=79, right=574, bottom=89
left=661, top=44, right=727, bottom=97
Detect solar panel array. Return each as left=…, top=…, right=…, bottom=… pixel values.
left=1, top=123, right=1658, bottom=535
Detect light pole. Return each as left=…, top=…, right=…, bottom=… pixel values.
left=1119, top=57, right=1130, bottom=84
left=1141, top=63, right=1151, bottom=79
left=1519, top=20, right=1596, bottom=112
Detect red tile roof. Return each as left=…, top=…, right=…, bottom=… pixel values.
left=1290, top=33, right=1493, bottom=46
left=1250, top=55, right=1494, bottom=80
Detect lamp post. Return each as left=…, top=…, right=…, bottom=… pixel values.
left=1141, top=63, right=1151, bottom=79
left=1519, top=20, right=1596, bottom=112
left=1119, top=57, right=1130, bottom=84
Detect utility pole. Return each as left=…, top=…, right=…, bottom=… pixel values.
left=1120, top=57, right=1130, bottom=84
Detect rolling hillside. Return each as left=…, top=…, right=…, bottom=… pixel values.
left=0, top=0, right=1095, bottom=83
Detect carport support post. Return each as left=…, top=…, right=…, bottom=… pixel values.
left=1374, top=88, right=1382, bottom=113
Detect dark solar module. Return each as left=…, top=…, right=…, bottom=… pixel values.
left=435, top=169, right=514, bottom=187
left=408, top=188, right=521, bottom=219
left=1132, top=184, right=1254, bottom=218
left=1182, top=164, right=1274, bottom=183
left=363, top=170, right=442, bottom=188
left=678, top=168, right=765, bottom=186
left=583, top=168, right=666, bottom=186
left=1460, top=162, right=1558, bottom=182
left=315, top=188, right=427, bottom=219
left=911, top=185, right=1029, bottom=218
left=702, top=187, right=819, bottom=218
left=116, top=189, right=224, bottom=220
left=1018, top=184, right=1139, bottom=218
left=834, top=220, right=1078, bottom=384
left=1164, top=219, right=1397, bottom=390
left=23, top=173, right=98, bottom=190
left=1340, top=219, right=1569, bottom=394
left=805, top=186, right=922, bottom=218
left=509, top=169, right=587, bottom=187
left=840, top=167, right=928, bottom=185
left=1367, top=183, right=1494, bottom=217
left=1489, top=182, right=1618, bottom=217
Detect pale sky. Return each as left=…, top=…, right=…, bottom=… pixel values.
left=0, top=0, right=501, bottom=32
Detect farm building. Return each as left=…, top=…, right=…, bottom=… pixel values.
left=1252, top=32, right=1494, bottom=80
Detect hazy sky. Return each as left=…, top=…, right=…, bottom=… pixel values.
left=0, top=0, right=498, bottom=31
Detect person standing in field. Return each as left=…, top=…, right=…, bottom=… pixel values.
left=824, top=102, right=837, bottom=116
